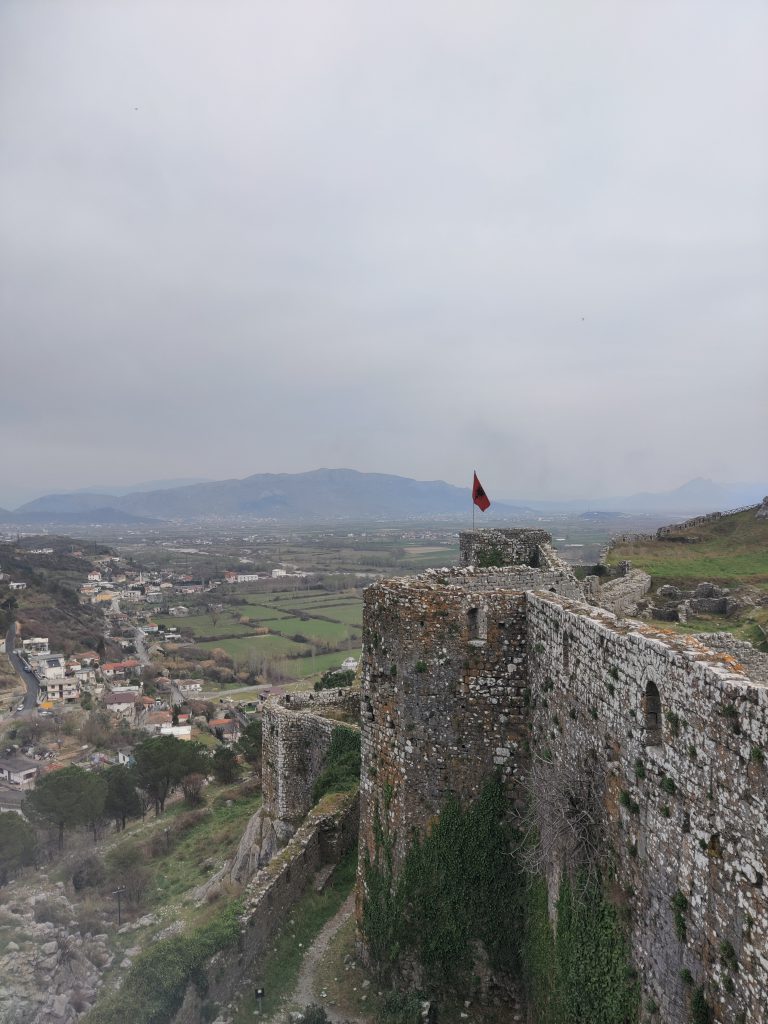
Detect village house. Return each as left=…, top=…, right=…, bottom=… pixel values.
left=22, top=637, right=50, bottom=657
left=103, top=692, right=138, bottom=715
left=101, top=659, right=140, bottom=680
left=39, top=677, right=80, bottom=703
left=0, top=754, right=38, bottom=789
left=209, top=718, right=241, bottom=744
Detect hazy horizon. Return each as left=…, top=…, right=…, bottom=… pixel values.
left=2, top=1, right=766, bottom=507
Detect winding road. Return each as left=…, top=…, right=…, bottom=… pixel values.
left=5, top=623, right=39, bottom=712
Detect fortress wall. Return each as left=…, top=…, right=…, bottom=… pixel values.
left=593, top=567, right=652, bottom=615
left=359, top=576, right=529, bottom=872
left=459, top=528, right=552, bottom=567
left=261, top=702, right=354, bottom=824
left=526, top=593, right=768, bottom=1024
left=276, top=687, right=360, bottom=718
left=427, top=564, right=584, bottom=600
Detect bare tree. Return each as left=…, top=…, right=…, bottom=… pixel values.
left=519, top=751, right=608, bottom=896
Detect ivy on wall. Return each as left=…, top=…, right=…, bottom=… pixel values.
left=363, top=777, right=639, bottom=1023
left=312, top=726, right=361, bottom=803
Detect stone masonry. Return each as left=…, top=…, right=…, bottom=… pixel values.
left=357, top=529, right=768, bottom=1023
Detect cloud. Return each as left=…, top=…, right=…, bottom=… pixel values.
left=1, top=0, right=766, bottom=505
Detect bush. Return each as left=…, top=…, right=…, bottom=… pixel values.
left=34, top=899, right=71, bottom=926
left=312, top=728, right=361, bottom=803
left=300, top=1007, right=328, bottom=1024
left=72, top=855, right=106, bottom=892
left=314, top=669, right=355, bottom=692
left=380, top=992, right=423, bottom=1024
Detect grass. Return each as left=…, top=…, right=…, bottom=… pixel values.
left=198, top=634, right=309, bottom=660
left=310, top=603, right=363, bottom=627
left=269, top=617, right=354, bottom=643
left=289, top=649, right=362, bottom=679
left=149, top=793, right=260, bottom=902
left=234, top=847, right=358, bottom=1022
left=155, top=613, right=260, bottom=638
left=607, top=509, right=768, bottom=585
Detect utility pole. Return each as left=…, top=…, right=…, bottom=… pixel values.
left=112, top=886, right=127, bottom=926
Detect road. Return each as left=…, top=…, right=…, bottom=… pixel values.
left=5, top=624, right=39, bottom=713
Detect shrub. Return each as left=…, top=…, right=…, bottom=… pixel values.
left=665, top=710, right=681, bottom=737
left=690, top=986, right=711, bottom=1024
left=300, top=1007, right=329, bottom=1024
left=34, top=899, right=71, bottom=926
left=314, top=669, right=355, bottom=692
left=72, top=855, right=105, bottom=892
left=414, top=661, right=427, bottom=673
left=660, top=776, right=677, bottom=796
left=312, top=728, right=361, bottom=802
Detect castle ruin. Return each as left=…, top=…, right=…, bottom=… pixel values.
left=357, top=529, right=768, bottom=1023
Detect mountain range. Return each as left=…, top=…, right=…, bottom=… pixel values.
left=1, top=471, right=765, bottom=526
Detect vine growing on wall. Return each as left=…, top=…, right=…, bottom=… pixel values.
left=362, top=777, right=639, bottom=1022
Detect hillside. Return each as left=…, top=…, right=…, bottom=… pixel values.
left=607, top=507, right=768, bottom=584
left=607, top=506, right=768, bottom=648
left=16, top=469, right=532, bottom=523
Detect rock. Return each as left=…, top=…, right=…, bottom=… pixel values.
left=41, top=941, right=58, bottom=955
left=6, top=942, right=19, bottom=952
left=52, top=994, right=68, bottom=1017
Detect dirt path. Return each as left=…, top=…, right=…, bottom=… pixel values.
left=290, top=892, right=366, bottom=1023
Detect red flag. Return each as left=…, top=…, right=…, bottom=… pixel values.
left=472, top=472, right=491, bottom=512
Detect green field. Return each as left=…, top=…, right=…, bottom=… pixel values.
left=268, top=616, right=354, bottom=642
left=311, top=602, right=363, bottom=626
left=289, top=648, right=362, bottom=678
left=155, top=613, right=258, bottom=637
left=157, top=588, right=364, bottom=679
left=198, top=633, right=309, bottom=659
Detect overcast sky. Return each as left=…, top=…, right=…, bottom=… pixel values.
left=1, top=0, right=766, bottom=507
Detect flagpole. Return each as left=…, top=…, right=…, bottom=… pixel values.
left=472, top=470, right=475, bottom=532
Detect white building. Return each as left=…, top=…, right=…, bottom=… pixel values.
left=236, top=573, right=260, bottom=583
left=22, top=637, right=50, bottom=657
left=271, top=569, right=286, bottom=578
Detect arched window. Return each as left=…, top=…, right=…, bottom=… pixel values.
left=643, top=681, right=662, bottom=744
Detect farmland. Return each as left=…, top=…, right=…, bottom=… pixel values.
left=157, top=589, right=362, bottom=684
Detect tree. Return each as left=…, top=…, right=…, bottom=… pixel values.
left=103, top=765, right=141, bottom=830
left=24, top=766, right=106, bottom=850
left=0, top=813, right=37, bottom=884
left=132, top=736, right=208, bottom=815
left=211, top=746, right=240, bottom=784
left=236, top=719, right=262, bottom=767
left=106, top=844, right=150, bottom=909
left=181, top=772, right=205, bottom=806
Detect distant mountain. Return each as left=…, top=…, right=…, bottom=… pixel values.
left=17, top=469, right=533, bottom=523
left=0, top=507, right=17, bottom=523
left=506, top=479, right=767, bottom=516
left=69, top=477, right=212, bottom=496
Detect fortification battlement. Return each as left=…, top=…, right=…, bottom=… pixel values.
left=358, top=546, right=768, bottom=1023
left=459, top=526, right=570, bottom=572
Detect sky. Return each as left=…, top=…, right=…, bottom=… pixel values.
left=1, top=0, right=767, bottom=508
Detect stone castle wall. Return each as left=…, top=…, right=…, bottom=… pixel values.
left=527, top=594, right=768, bottom=1024
left=359, top=575, right=530, bottom=871
left=262, top=697, right=359, bottom=825
left=459, top=528, right=553, bottom=567
left=357, top=541, right=768, bottom=1023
